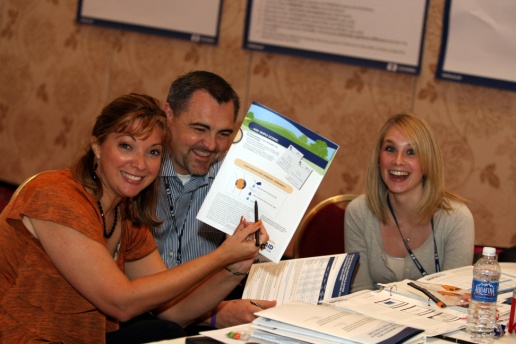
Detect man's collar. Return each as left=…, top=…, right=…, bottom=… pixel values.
left=160, top=154, right=218, bottom=180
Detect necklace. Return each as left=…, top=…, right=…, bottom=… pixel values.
left=386, top=194, right=440, bottom=276
left=386, top=196, right=415, bottom=242
left=97, top=200, right=118, bottom=238
left=401, top=229, right=412, bottom=242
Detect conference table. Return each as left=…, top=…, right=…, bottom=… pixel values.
left=149, top=263, right=516, bottom=343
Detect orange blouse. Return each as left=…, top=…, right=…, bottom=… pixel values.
left=0, top=170, right=157, bottom=343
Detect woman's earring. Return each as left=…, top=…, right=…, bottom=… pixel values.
left=92, top=162, right=98, bottom=180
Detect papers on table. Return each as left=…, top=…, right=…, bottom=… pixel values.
left=322, top=289, right=467, bottom=336
left=197, top=264, right=516, bottom=344
left=242, top=253, right=359, bottom=305
left=374, top=263, right=516, bottom=311
left=377, top=279, right=471, bottom=309
left=323, top=264, right=516, bottom=338
left=251, top=301, right=423, bottom=344
left=416, top=263, right=516, bottom=295
left=200, top=324, right=340, bottom=344
left=197, top=102, right=339, bottom=262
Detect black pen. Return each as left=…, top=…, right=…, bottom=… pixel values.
left=250, top=300, right=264, bottom=309
left=407, top=282, right=447, bottom=308
left=254, top=200, right=260, bottom=246
left=433, top=334, right=476, bottom=344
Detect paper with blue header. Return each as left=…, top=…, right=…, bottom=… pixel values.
left=197, top=102, right=339, bottom=262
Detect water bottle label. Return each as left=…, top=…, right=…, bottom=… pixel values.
left=471, top=279, right=499, bottom=303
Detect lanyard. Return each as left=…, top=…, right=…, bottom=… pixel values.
left=386, top=195, right=440, bottom=277
left=164, top=176, right=195, bottom=265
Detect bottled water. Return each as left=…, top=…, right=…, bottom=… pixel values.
left=466, top=247, right=501, bottom=341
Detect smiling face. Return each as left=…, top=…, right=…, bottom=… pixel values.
left=379, top=127, right=424, bottom=199
left=166, top=90, right=235, bottom=176
left=92, top=124, right=164, bottom=202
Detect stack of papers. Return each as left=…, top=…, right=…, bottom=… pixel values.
left=251, top=301, right=424, bottom=344
left=199, top=302, right=423, bottom=344
left=198, top=264, right=516, bottom=343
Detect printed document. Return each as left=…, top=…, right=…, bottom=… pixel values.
left=378, top=263, right=516, bottom=305
left=242, top=253, right=359, bottom=305
left=323, top=289, right=467, bottom=336
left=197, top=102, right=339, bottom=262
left=252, top=301, right=423, bottom=344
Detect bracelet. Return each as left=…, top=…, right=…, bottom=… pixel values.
left=224, top=267, right=249, bottom=276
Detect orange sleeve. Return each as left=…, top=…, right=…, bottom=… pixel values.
left=9, top=170, right=105, bottom=245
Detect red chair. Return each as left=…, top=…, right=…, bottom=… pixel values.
left=0, top=181, right=18, bottom=213
left=293, top=194, right=358, bottom=258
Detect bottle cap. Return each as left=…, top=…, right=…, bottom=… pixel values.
left=482, top=246, right=496, bottom=256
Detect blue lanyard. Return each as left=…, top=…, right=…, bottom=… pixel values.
left=164, top=176, right=194, bottom=265
left=386, top=195, right=441, bottom=277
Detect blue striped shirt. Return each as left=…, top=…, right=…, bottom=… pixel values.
left=152, top=155, right=225, bottom=268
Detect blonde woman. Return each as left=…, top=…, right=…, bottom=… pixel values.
left=345, top=113, right=474, bottom=292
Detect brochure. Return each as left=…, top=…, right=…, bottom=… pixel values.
left=197, top=102, right=339, bottom=262
left=242, top=253, right=359, bottom=305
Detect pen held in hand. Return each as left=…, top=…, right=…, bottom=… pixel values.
left=407, top=282, right=447, bottom=308
left=250, top=300, right=264, bottom=309
left=254, top=200, right=260, bottom=247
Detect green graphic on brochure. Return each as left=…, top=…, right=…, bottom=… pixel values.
left=242, top=111, right=334, bottom=175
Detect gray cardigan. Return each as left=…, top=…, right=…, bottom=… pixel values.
left=344, top=195, right=475, bottom=292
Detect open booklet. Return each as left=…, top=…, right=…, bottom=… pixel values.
left=319, top=263, right=516, bottom=338
left=321, top=288, right=467, bottom=337
left=242, top=253, right=359, bottom=305
left=377, top=263, right=516, bottom=310
left=197, top=102, right=339, bottom=262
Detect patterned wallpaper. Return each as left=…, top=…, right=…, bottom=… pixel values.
left=1, top=0, right=515, bottom=251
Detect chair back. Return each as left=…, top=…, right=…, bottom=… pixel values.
left=12, top=173, right=45, bottom=199
left=293, top=194, right=358, bottom=258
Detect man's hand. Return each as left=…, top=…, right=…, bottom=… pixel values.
left=214, top=299, right=277, bottom=328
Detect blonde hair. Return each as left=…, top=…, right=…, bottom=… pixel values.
left=365, top=113, right=463, bottom=224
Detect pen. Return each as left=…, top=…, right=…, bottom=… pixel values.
left=250, top=300, right=264, bottom=309
left=254, top=200, right=260, bottom=247
left=433, top=334, right=476, bottom=344
left=407, top=282, right=447, bottom=308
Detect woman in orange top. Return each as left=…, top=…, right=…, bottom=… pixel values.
left=0, top=93, right=268, bottom=344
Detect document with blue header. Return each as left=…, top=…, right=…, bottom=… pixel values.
left=197, top=102, right=339, bottom=262
left=242, top=253, right=359, bottom=305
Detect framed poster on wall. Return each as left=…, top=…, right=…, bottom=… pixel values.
left=243, top=0, right=429, bottom=75
left=77, top=0, right=223, bottom=45
left=436, top=0, right=516, bottom=91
